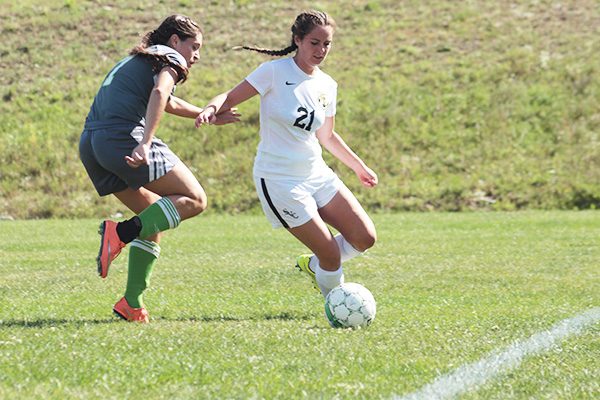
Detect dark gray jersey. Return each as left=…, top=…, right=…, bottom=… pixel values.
left=85, top=45, right=187, bottom=128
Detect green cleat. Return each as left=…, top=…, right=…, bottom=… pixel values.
left=295, top=254, right=321, bottom=294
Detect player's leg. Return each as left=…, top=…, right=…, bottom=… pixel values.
left=113, top=186, right=163, bottom=242
left=118, top=161, right=207, bottom=241
left=298, top=184, right=376, bottom=278
left=287, top=218, right=344, bottom=298
left=288, top=217, right=340, bottom=270
left=114, top=238, right=160, bottom=322
left=318, top=184, right=377, bottom=255
left=110, top=164, right=206, bottom=321
left=98, top=162, right=206, bottom=277
left=254, top=176, right=344, bottom=297
left=143, top=161, right=207, bottom=222
left=112, top=186, right=162, bottom=319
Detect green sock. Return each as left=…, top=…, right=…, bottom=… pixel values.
left=137, top=197, right=181, bottom=240
left=124, top=239, right=161, bottom=308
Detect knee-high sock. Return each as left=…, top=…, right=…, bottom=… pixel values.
left=316, top=264, right=344, bottom=299
left=124, top=239, right=161, bottom=308
left=308, top=234, right=364, bottom=273
left=137, top=197, right=181, bottom=240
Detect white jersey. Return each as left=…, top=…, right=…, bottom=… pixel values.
left=245, top=57, right=338, bottom=180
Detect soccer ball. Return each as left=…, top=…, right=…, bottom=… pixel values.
left=324, top=282, right=376, bottom=329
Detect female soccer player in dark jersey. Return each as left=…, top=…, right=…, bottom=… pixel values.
left=80, top=14, right=239, bottom=322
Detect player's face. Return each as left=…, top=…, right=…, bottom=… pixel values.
left=173, top=34, right=203, bottom=67
left=294, top=25, right=334, bottom=74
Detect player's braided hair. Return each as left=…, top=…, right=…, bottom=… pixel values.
left=234, top=10, right=336, bottom=56
left=130, top=14, right=203, bottom=83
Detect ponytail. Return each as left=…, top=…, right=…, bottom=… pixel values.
left=233, top=44, right=297, bottom=57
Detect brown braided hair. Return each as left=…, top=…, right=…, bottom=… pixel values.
left=130, top=15, right=203, bottom=83
left=234, top=11, right=336, bottom=56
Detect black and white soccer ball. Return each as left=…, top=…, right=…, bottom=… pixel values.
left=324, top=282, right=376, bottom=329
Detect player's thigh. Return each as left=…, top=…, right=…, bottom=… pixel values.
left=318, top=185, right=376, bottom=250
left=114, top=187, right=162, bottom=215
left=143, top=162, right=205, bottom=201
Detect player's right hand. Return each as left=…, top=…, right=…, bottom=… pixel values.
left=213, top=108, right=242, bottom=126
left=195, top=106, right=217, bottom=127
left=125, top=143, right=150, bottom=168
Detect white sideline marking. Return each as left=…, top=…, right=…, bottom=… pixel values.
left=394, top=307, right=600, bottom=400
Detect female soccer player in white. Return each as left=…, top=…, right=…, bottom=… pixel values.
left=195, top=11, right=377, bottom=298
left=80, top=15, right=239, bottom=322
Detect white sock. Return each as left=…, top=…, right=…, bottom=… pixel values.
left=334, top=233, right=364, bottom=262
left=316, top=264, right=344, bottom=299
left=307, top=234, right=364, bottom=273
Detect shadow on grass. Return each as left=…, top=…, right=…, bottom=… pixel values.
left=162, top=311, right=315, bottom=323
left=0, top=318, right=120, bottom=328
left=0, top=312, right=315, bottom=328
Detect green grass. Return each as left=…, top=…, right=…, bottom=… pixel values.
left=2, top=0, right=600, bottom=218
left=1, top=212, right=600, bottom=399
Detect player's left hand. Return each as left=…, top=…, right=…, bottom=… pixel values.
left=357, top=166, right=378, bottom=188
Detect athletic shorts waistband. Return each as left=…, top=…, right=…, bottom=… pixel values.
left=84, top=119, right=142, bottom=130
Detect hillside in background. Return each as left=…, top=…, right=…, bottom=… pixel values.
left=1, top=0, right=599, bottom=218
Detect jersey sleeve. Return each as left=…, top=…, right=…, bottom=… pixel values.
left=164, top=52, right=186, bottom=67
left=245, top=61, right=274, bottom=96
left=325, top=82, right=337, bottom=117
left=148, top=44, right=188, bottom=67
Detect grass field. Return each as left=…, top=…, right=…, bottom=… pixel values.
left=1, top=1, right=600, bottom=398
left=1, top=211, right=599, bottom=399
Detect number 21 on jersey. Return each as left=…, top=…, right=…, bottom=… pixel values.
left=293, top=107, right=315, bottom=131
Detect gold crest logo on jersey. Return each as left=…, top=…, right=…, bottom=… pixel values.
left=318, top=93, right=328, bottom=110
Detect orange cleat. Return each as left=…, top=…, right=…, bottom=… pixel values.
left=113, top=297, right=149, bottom=323
left=96, top=220, right=126, bottom=278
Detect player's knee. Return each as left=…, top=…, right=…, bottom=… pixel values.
left=188, top=190, right=207, bottom=217
left=354, top=230, right=377, bottom=252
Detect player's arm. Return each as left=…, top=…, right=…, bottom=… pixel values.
left=195, top=80, right=259, bottom=127
left=166, top=96, right=242, bottom=125
left=126, top=66, right=177, bottom=168
left=165, top=96, right=202, bottom=118
left=316, top=116, right=378, bottom=188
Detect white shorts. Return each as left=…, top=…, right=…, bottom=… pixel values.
left=254, top=170, right=344, bottom=229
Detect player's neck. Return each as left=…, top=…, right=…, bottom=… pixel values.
left=292, top=55, right=317, bottom=76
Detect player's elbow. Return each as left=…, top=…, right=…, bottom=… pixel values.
left=151, top=86, right=172, bottom=104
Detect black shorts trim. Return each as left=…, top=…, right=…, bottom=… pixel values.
left=260, top=178, right=289, bottom=229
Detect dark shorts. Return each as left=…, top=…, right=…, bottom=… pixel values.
left=79, top=123, right=180, bottom=196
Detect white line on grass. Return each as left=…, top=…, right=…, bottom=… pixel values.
left=393, top=307, right=600, bottom=400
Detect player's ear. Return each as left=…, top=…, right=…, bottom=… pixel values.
left=169, top=34, right=179, bottom=48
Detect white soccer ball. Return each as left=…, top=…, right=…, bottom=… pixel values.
left=324, top=282, right=376, bottom=329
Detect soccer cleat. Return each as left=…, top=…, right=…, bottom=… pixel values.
left=295, top=254, right=321, bottom=294
left=113, top=297, right=149, bottom=323
left=97, top=220, right=126, bottom=279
